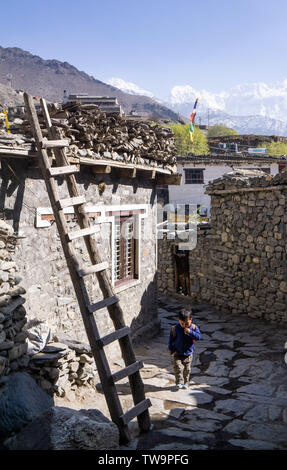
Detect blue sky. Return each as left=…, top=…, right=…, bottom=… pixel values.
left=1, top=0, right=287, bottom=99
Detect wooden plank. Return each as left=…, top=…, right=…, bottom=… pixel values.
left=57, top=195, right=86, bottom=210
left=66, top=225, right=98, bottom=241
left=41, top=139, right=70, bottom=149
left=109, top=361, right=143, bottom=384
left=119, top=399, right=152, bottom=426
left=156, top=173, right=182, bottom=186
left=97, top=326, right=131, bottom=348
left=78, top=156, right=171, bottom=174
left=48, top=165, right=79, bottom=176
left=0, top=149, right=37, bottom=158
left=77, top=261, right=109, bottom=278
left=88, top=295, right=119, bottom=313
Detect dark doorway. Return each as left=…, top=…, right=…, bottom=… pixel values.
left=173, top=245, right=190, bottom=296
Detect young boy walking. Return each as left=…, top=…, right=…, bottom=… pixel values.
left=168, top=308, right=201, bottom=390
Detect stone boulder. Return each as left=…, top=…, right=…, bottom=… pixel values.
left=4, top=407, right=119, bottom=450
left=0, top=372, right=53, bottom=439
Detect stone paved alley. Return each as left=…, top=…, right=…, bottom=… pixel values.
left=119, top=295, right=287, bottom=451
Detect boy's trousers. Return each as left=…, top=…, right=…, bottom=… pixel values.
left=173, top=352, right=193, bottom=384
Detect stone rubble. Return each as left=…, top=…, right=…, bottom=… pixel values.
left=0, top=219, right=99, bottom=398
left=0, top=220, right=29, bottom=377
left=28, top=336, right=97, bottom=397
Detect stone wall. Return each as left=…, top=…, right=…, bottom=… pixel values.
left=0, top=159, right=158, bottom=360
left=157, top=235, right=176, bottom=295
left=0, top=220, right=29, bottom=377
left=158, top=169, right=287, bottom=323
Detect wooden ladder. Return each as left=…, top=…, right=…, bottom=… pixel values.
left=24, top=92, right=151, bottom=444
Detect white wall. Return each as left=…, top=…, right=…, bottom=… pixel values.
left=169, top=161, right=279, bottom=216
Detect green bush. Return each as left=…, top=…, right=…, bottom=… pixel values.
left=207, top=123, right=238, bottom=138
left=264, top=141, right=287, bottom=156
left=167, top=123, right=209, bottom=156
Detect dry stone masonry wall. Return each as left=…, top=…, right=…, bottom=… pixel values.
left=0, top=220, right=28, bottom=377
left=0, top=218, right=100, bottom=396
left=28, top=336, right=98, bottom=397
left=158, top=169, right=287, bottom=323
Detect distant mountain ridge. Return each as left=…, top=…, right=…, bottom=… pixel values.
left=107, top=77, right=287, bottom=136
left=166, top=82, right=287, bottom=136
left=0, top=46, right=184, bottom=122
left=170, top=105, right=287, bottom=136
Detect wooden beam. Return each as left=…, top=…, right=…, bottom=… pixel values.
left=41, top=139, right=70, bottom=149
left=0, top=149, right=37, bottom=158
left=78, top=156, right=171, bottom=174
left=77, top=261, right=109, bottom=278
left=119, top=399, right=152, bottom=426
left=97, top=326, right=131, bottom=348
left=109, top=361, right=143, bottom=384
left=48, top=165, right=80, bottom=177
left=88, top=295, right=119, bottom=313
left=156, top=173, right=182, bottom=186
left=91, top=165, right=111, bottom=174
left=117, top=168, right=137, bottom=179
left=140, top=169, right=156, bottom=180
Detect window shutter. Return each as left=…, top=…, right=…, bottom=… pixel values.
left=114, top=216, right=136, bottom=285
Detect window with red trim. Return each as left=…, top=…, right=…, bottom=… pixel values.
left=113, top=215, right=137, bottom=286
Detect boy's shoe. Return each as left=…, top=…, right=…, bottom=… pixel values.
left=183, top=384, right=189, bottom=389
left=176, top=384, right=183, bottom=390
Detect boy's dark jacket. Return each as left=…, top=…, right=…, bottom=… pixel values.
left=168, top=323, right=201, bottom=356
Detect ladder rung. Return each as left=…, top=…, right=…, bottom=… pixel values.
left=88, top=295, right=119, bottom=313
left=48, top=165, right=80, bottom=177
left=97, top=326, right=131, bottom=348
left=66, top=225, right=98, bottom=241
left=109, top=361, right=143, bottom=384
left=57, top=195, right=86, bottom=210
left=41, top=139, right=70, bottom=149
left=119, top=399, right=152, bottom=426
left=77, top=261, right=109, bottom=278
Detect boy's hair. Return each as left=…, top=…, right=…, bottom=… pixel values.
left=178, top=308, right=193, bottom=321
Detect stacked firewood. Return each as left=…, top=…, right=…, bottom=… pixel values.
left=21, top=101, right=177, bottom=172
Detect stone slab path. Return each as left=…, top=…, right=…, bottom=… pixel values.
left=120, top=296, right=287, bottom=451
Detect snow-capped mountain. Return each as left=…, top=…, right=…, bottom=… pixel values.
left=106, top=77, right=155, bottom=99
left=168, top=80, right=287, bottom=120
left=108, top=77, right=287, bottom=135
left=167, top=81, right=287, bottom=135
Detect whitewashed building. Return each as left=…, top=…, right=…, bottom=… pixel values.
left=168, top=155, right=287, bottom=216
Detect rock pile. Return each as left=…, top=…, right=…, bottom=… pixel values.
left=28, top=337, right=97, bottom=397
left=0, top=220, right=29, bottom=377
left=206, top=168, right=287, bottom=191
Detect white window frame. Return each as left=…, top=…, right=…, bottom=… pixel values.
left=35, top=203, right=148, bottom=292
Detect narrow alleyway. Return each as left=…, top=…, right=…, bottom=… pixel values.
left=119, top=296, right=287, bottom=450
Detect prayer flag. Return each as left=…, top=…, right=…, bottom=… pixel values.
left=189, top=98, right=199, bottom=142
